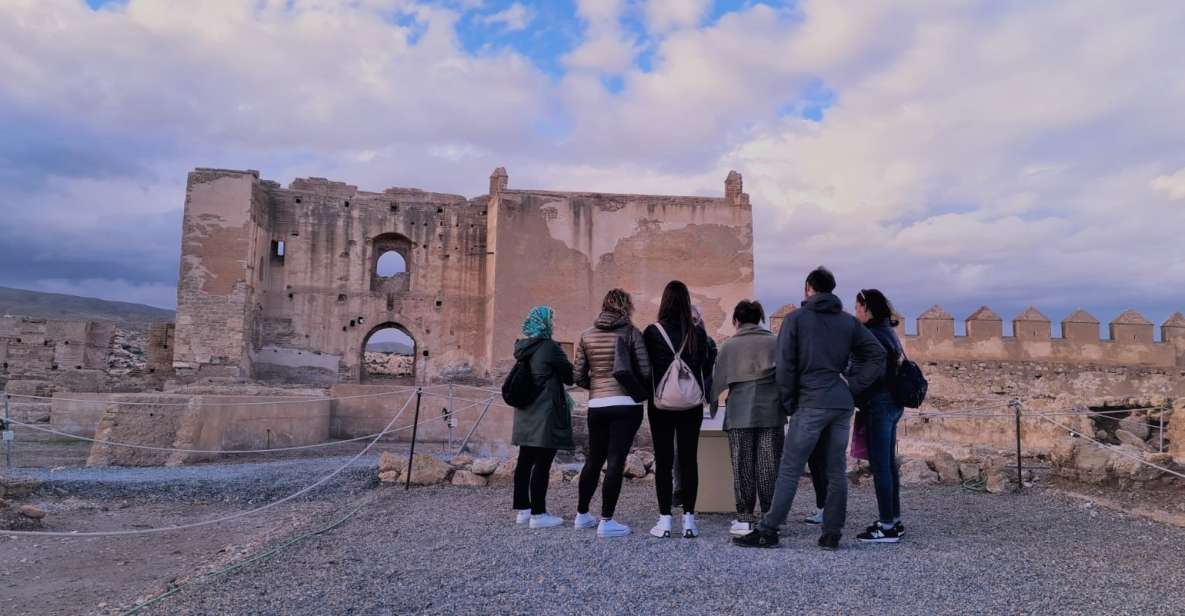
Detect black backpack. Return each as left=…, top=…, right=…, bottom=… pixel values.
left=890, top=349, right=928, bottom=409
left=501, top=354, right=539, bottom=409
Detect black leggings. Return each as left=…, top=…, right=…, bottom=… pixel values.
left=578, top=405, right=643, bottom=519
left=650, top=407, right=703, bottom=515
left=808, top=424, right=830, bottom=510
left=513, top=446, right=557, bottom=515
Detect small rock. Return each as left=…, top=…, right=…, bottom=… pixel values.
left=899, top=459, right=939, bottom=486
left=450, top=470, right=488, bottom=487
left=404, top=454, right=451, bottom=485
left=636, top=450, right=655, bottom=471
left=1118, top=417, right=1150, bottom=440
left=549, top=466, right=565, bottom=486
left=450, top=453, right=475, bottom=468
left=623, top=453, right=647, bottom=478
left=1115, top=429, right=1148, bottom=450
left=470, top=457, right=500, bottom=476
left=931, top=451, right=960, bottom=485
left=378, top=470, right=401, bottom=484
left=985, top=472, right=1010, bottom=494
left=19, top=505, right=46, bottom=520
left=488, top=459, right=517, bottom=485
left=378, top=451, right=404, bottom=474
left=958, top=461, right=981, bottom=482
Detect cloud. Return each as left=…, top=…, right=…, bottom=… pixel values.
left=1152, top=168, right=1185, bottom=200
left=644, top=0, right=710, bottom=34
left=0, top=0, right=1183, bottom=330
left=477, top=2, right=533, bottom=32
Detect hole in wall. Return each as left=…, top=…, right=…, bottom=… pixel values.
left=295, top=197, right=302, bottom=204
left=376, top=251, right=407, bottom=277
left=364, top=325, right=416, bottom=384
left=337, top=294, right=347, bottom=302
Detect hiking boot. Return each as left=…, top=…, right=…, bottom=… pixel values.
left=732, top=528, right=779, bottom=548
left=857, top=522, right=902, bottom=543
left=818, top=533, right=841, bottom=550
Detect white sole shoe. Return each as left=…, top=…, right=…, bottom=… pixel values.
left=649, top=527, right=671, bottom=538
left=515, top=510, right=531, bottom=525
left=574, top=514, right=597, bottom=529
left=529, top=514, right=563, bottom=529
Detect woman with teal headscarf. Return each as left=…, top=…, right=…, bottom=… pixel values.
left=510, top=305, right=575, bottom=530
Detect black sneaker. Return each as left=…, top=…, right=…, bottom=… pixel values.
left=818, top=533, right=841, bottom=550
left=733, top=528, right=779, bottom=549
left=895, top=522, right=906, bottom=536
left=857, top=523, right=902, bottom=543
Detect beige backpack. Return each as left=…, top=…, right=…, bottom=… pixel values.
left=652, top=323, right=705, bottom=410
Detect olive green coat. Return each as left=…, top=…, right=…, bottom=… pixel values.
left=511, top=338, right=576, bottom=450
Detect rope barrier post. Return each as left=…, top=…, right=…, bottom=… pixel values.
left=1010, top=399, right=1023, bottom=492
left=405, top=388, right=423, bottom=491
left=447, top=384, right=455, bottom=452
left=456, top=398, right=494, bottom=457
left=1159, top=405, right=1165, bottom=453
left=3, top=393, right=12, bottom=468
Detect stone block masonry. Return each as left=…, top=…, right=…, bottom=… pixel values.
left=171, top=167, right=754, bottom=386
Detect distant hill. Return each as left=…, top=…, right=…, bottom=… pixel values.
left=367, top=341, right=414, bottom=354
left=0, top=286, right=174, bottom=325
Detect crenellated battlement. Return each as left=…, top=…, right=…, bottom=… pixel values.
left=903, top=305, right=1183, bottom=367
left=771, top=304, right=1185, bottom=368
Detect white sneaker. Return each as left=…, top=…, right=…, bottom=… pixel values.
left=574, top=512, right=597, bottom=529
left=597, top=518, right=631, bottom=538
left=682, top=513, right=699, bottom=538
left=649, top=515, right=672, bottom=538
left=729, top=520, right=753, bottom=536
left=803, top=509, right=824, bottom=525
left=515, top=509, right=531, bottom=525
left=529, top=513, right=563, bottom=529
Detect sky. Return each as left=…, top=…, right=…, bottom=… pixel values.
left=1, top=0, right=1184, bottom=337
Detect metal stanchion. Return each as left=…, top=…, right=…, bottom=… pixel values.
left=456, top=398, right=494, bottom=457
left=3, top=394, right=13, bottom=468
left=1011, top=399, right=1023, bottom=492
left=405, top=388, right=423, bottom=491
left=1159, top=406, right=1166, bottom=453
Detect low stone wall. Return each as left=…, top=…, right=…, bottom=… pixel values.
left=83, top=393, right=332, bottom=466
left=50, top=392, right=111, bottom=436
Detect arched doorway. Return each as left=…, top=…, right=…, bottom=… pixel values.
left=362, top=323, right=416, bottom=384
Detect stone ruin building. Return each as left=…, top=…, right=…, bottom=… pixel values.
left=1, top=166, right=1184, bottom=480
left=169, top=167, right=755, bottom=386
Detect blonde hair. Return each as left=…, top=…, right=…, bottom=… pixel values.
left=601, top=288, right=634, bottom=318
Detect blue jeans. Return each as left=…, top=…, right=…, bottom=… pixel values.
left=863, top=393, right=903, bottom=523
left=759, top=407, right=853, bottom=536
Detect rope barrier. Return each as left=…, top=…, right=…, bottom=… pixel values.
left=1039, top=415, right=1185, bottom=481
left=1, top=393, right=485, bottom=538
left=4, top=381, right=478, bottom=407
left=4, top=395, right=494, bottom=455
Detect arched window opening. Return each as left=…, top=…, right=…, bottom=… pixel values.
left=363, top=325, right=415, bottom=383
left=376, top=250, right=407, bottom=277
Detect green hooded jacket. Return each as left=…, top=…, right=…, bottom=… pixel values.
left=510, top=337, right=575, bottom=450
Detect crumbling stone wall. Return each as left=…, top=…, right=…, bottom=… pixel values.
left=171, top=167, right=755, bottom=386
left=486, top=170, right=754, bottom=370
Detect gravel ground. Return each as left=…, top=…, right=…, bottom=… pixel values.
left=7, top=454, right=383, bottom=502
left=136, top=481, right=1185, bottom=616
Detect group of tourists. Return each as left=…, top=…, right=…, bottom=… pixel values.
left=505, top=267, right=911, bottom=550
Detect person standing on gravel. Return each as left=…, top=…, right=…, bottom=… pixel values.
left=510, top=306, right=575, bottom=530
left=734, top=267, right=885, bottom=550
left=643, top=282, right=716, bottom=539
left=709, top=300, right=785, bottom=537
left=573, top=289, right=651, bottom=538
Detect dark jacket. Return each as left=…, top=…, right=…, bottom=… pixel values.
left=643, top=319, right=717, bottom=405
left=776, top=293, right=886, bottom=413
left=511, top=337, right=575, bottom=449
left=855, top=318, right=903, bottom=406
left=574, top=311, right=651, bottom=401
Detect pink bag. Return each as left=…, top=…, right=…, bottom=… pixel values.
left=850, top=410, right=869, bottom=460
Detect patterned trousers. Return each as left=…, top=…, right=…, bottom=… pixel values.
left=727, top=427, right=785, bottom=522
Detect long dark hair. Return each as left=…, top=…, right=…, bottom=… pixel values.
left=657, top=280, right=697, bottom=356
left=857, top=288, right=898, bottom=327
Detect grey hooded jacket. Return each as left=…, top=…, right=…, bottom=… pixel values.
left=776, top=292, right=886, bottom=413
